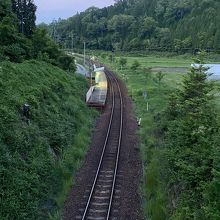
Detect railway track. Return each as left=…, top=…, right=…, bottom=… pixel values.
left=76, top=69, right=123, bottom=220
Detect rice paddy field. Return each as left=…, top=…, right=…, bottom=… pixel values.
left=98, top=54, right=220, bottom=113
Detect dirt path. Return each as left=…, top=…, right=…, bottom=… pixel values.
left=63, top=68, right=143, bottom=220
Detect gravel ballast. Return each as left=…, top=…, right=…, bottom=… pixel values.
left=63, top=67, right=144, bottom=220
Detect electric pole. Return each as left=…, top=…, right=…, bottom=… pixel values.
left=20, top=10, right=24, bottom=34
left=71, top=33, right=74, bottom=52
left=84, top=42, right=86, bottom=66
left=51, top=19, right=57, bottom=42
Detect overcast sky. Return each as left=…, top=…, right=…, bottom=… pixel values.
left=35, top=0, right=115, bottom=24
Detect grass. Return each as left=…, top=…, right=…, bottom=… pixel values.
left=122, top=56, right=191, bottom=68
left=121, top=54, right=220, bottom=68
left=0, top=60, right=97, bottom=219
left=99, top=53, right=220, bottom=219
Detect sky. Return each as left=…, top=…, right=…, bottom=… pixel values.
left=35, top=0, right=115, bottom=24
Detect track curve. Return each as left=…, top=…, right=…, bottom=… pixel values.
left=76, top=69, right=123, bottom=220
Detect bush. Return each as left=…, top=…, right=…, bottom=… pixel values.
left=119, top=57, right=127, bottom=68
left=58, top=54, right=76, bottom=72
left=131, top=60, right=141, bottom=71
left=3, top=43, right=26, bottom=62
left=0, top=61, right=96, bottom=219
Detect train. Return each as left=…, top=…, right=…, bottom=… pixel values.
left=86, top=65, right=108, bottom=110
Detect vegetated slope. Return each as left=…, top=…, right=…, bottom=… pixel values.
left=0, top=60, right=96, bottom=219
left=45, top=0, right=220, bottom=52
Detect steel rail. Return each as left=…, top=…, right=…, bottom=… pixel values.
left=81, top=72, right=116, bottom=220
left=106, top=70, right=123, bottom=220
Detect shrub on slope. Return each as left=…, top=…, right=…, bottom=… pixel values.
left=0, top=60, right=96, bottom=219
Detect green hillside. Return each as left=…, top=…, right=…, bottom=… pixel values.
left=0, top=60, right=96, bottom=219
left=46, top=0, right=220, bottom=52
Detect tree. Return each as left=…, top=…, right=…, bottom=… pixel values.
left=58, top=55, right=76, bottom=72
left=156, top=71, right=165, bottom=87
left=31, top=28, right=62, bottom=63
left=12, top=0, right=37, bottom=36
left=108, top=14, right=135, bottom=47
left=37, top=0, right=220, bottom=51
left=0, top=0, right=12, bottom=21
left=139, top=16, right=158, bottom=39
left=131, top=60, right=141, bottom=71
left=119, top=57, right=127, bottom=69
left=0, top=7, right=31, bottom=62
left=164, top=57, right=218, bottom=218
left=25, top=0, right=37, bottom=36
left=174, top=38, right=183, bottom=52
left=0, top=16, right=17, bottom=46
left=156, top=27, right=172, bottom=49
left=204, top=136, right=220, bottom=219
left=143, top=67, right=152, bottom=81
left=214, top=30, right=220, bottom=51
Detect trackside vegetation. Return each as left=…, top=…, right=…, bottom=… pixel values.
left=0, top=0, right=75, bottom=71
left=99, top=53, right=220, bottom=220
left=0, top=60, right=97, bottom=219
left=0, top=1, right=98, bottom=219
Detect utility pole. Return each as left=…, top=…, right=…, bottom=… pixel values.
left=20, top=10, right=24, bottom=34
left=51, top=19, right=57, bottom=42
left=84, top=42, right=86, bottom=66
left=89, top=57, right=93, bottom=87
left=71, top=33, right=74, bottom=52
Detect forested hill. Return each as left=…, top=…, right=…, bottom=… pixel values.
left=45, top=0, right=220, bottom=52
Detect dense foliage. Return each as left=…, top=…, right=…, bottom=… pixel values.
left=45, top=0, right=220, bottom=52
left=0, top=0, right=75, bottom=70
left=0, top=1, right=94, bottom=219
left=12, top=0, right=37, bottom=36
left=0, top=61, right=96, bottom=219
left=158, top=58, right=219, bottom=219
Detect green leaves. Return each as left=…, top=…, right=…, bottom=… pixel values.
left=0, top=61, right=96, bottom=219
left=130, top=60, right=141, bottom=71
left=163, top=60, right=219, bottom=218
left=42, top=0, right=220, bottom=52
left=118, top=57, right=127, bottom=68
left=0, top=0, right=11, bottom=21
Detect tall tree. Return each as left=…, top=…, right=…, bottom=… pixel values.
left=164, top=56, right=218, bottom=218
left=12, top=0, right=36, bottom=36
left=0, top=0, right=12, bottom=20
